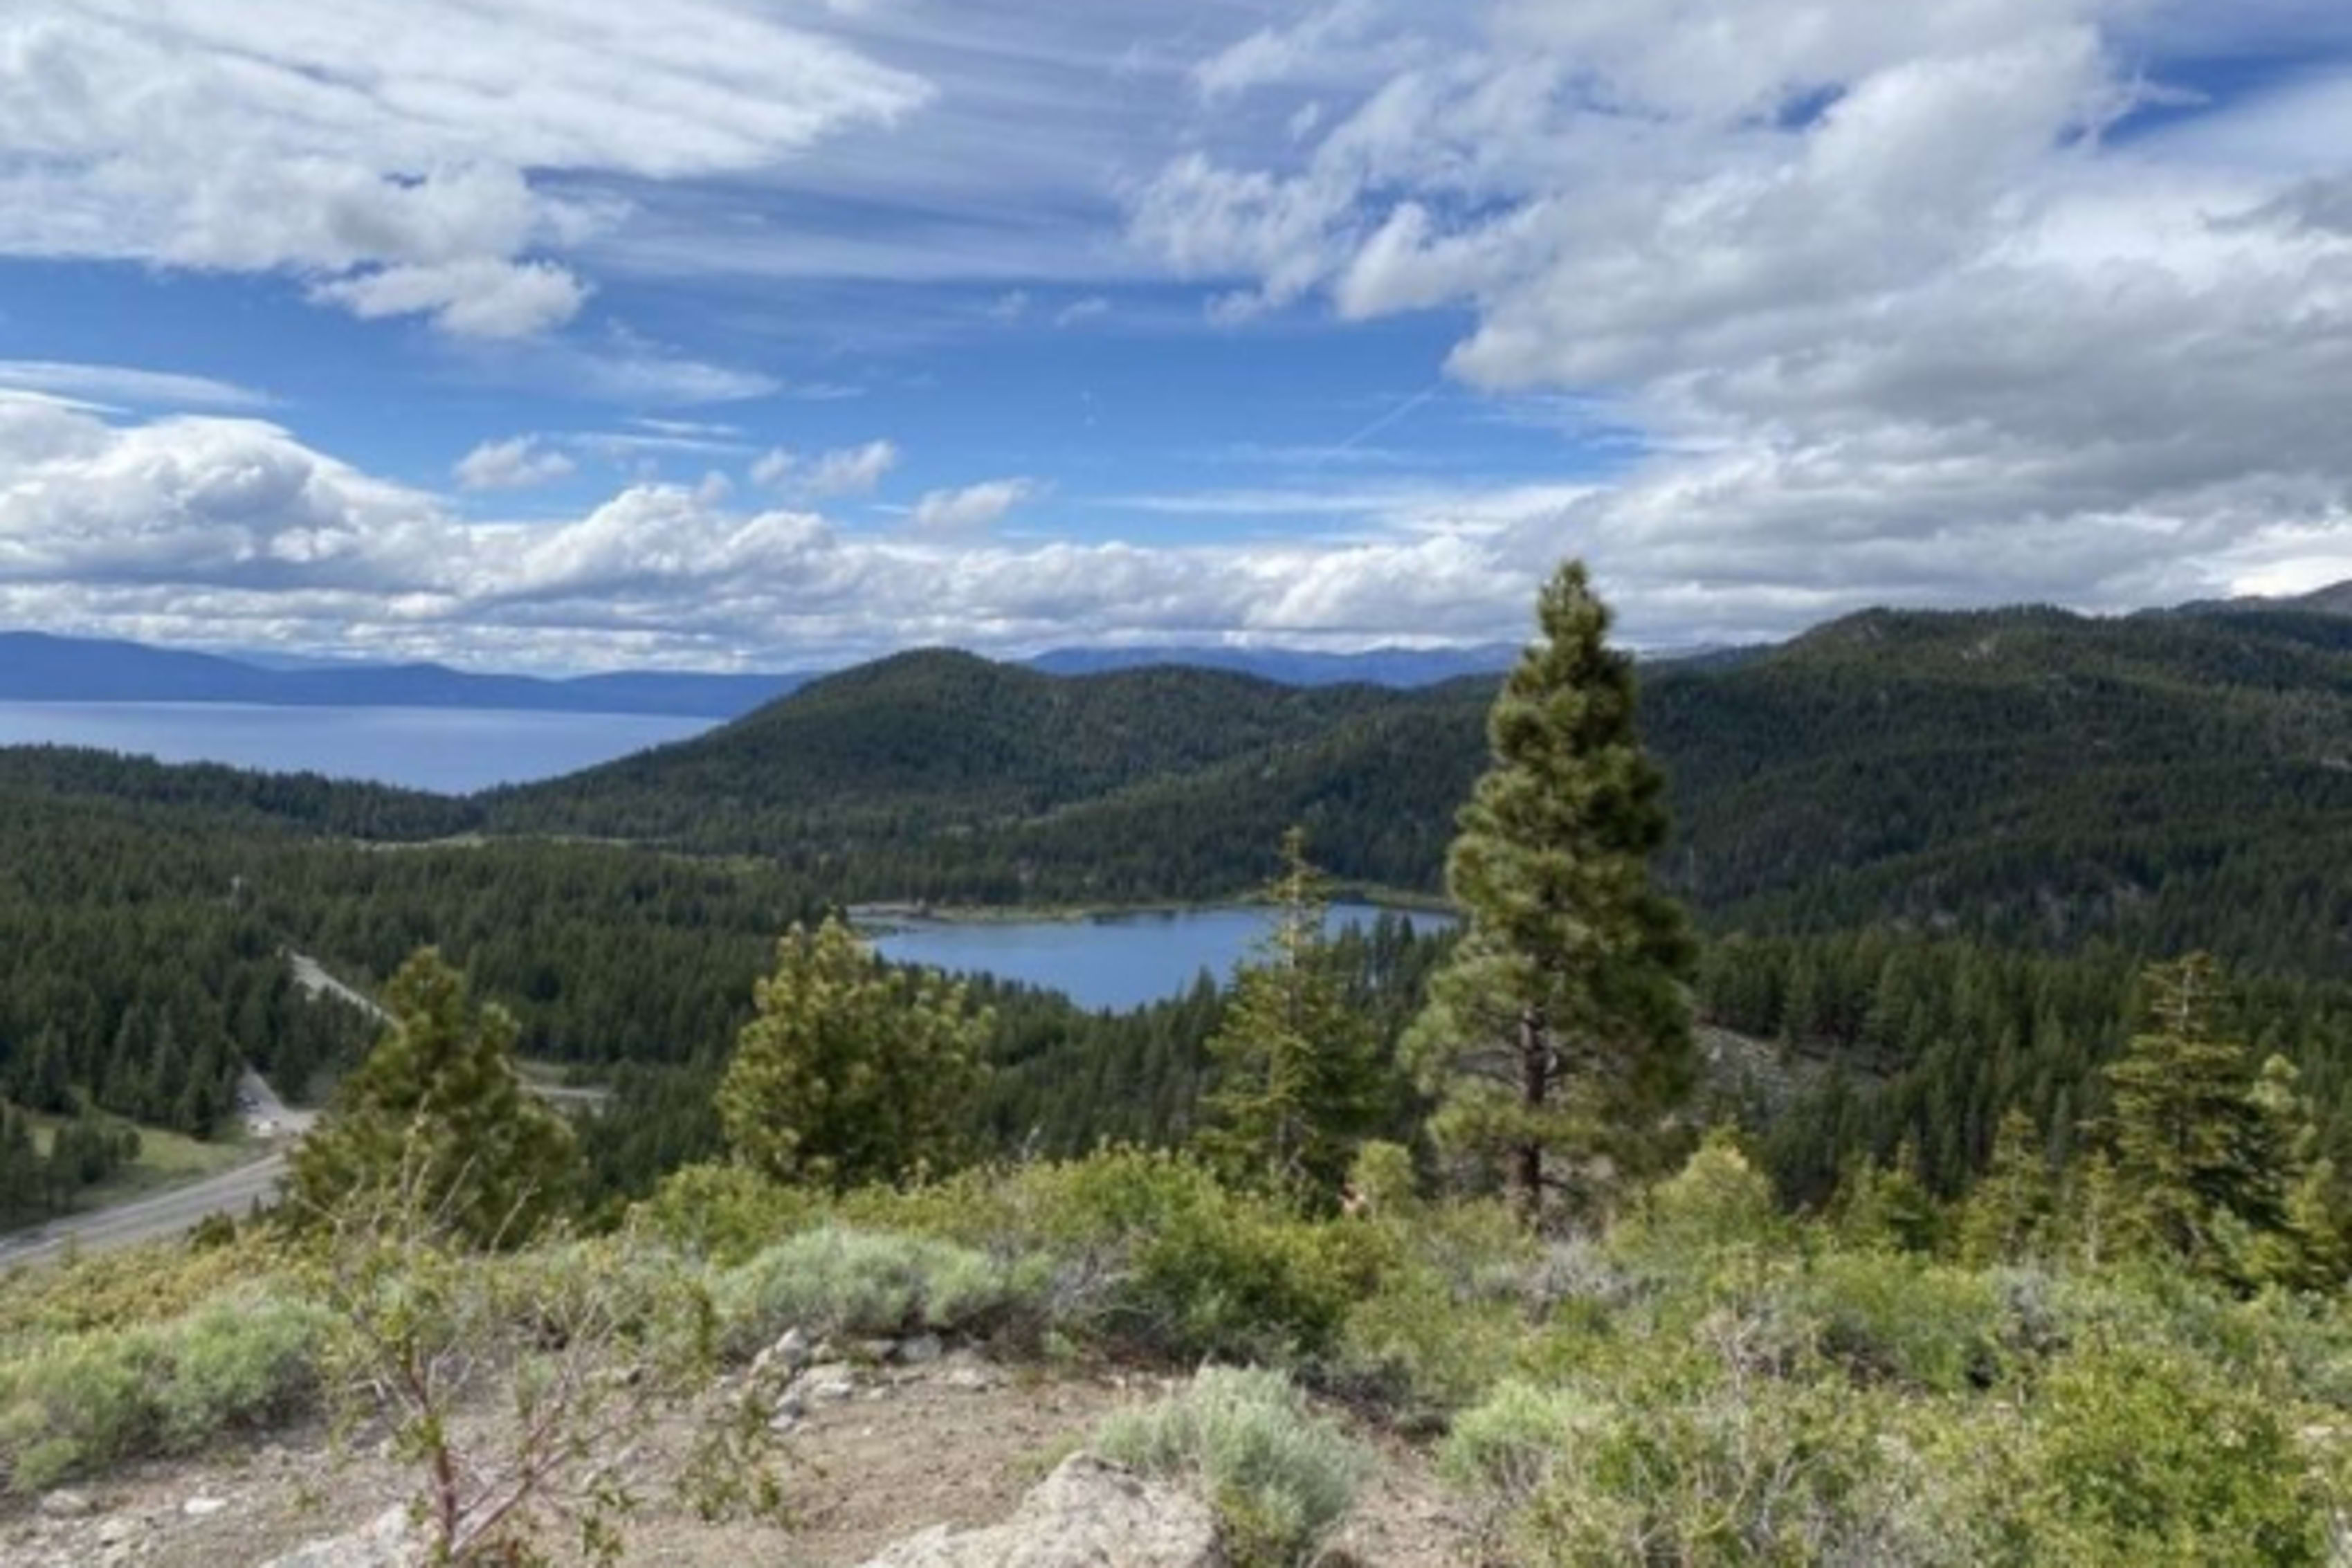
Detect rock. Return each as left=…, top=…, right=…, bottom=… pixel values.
left=256, top=1505, right=417, bottom=1568
left=95, top=1517, right=136, bottom=1547
left=183, top=1496, right=230, bottom=1518
left=37, top=1490, right=95, bottom=1520
left=800, top=1361, right=859, bottom=1403
left=897, top=1333, right=945, bottom=1365
left=857, top=1454, right=1223, bottom=1568
left=857, top=1337, right=900, bottom=1363
left=943, top=1362, right=999, bottom=1392
left=774, top=1326, right=812, bottom=1371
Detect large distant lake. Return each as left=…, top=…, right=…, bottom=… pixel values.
left=0, top=702, right=715, bottom=794
left=870, top=903, right=1457, bottom=1012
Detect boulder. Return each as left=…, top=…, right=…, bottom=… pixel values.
left=36, top=1489, right=95, bottom=1520
left=857, top=1455, right=1223, bottom=1568
left=255, top=1504, right=417, bottom=1568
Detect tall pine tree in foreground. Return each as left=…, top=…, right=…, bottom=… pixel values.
left=1195, top=828, right=1382, bottom=1210
left=718, top=915, right=989, bottom=1190
left=289, top=949, right=577, bottom=1248
left=1407, top=560, right=1696, bottom=1223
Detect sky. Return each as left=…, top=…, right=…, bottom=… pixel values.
left=3, top=0, right=2352, bottom=673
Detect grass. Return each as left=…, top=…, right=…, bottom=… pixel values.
left=24, top=1112, right=255, bottom=1211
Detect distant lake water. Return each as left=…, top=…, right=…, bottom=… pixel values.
left=870, top=903, right=1457, bottom=1012
left=0, top=702, right=715, bottom=794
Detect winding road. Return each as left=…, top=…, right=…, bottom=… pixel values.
left=1, top=954, right=606, bottom=1267
left=0, top=1151, right=289, bottom=1268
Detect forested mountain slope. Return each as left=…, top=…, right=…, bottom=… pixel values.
left=480, top=605, right=2352, bottom=972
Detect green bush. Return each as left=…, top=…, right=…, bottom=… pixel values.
left=1779, top=1251, right=2005, bottom=1394
left=1505, top=1358, right=1967, bottom=1567
left=1440, top=1379, right=1589, bottom=1506
left=1095, top=1367, right=1368, bottom=1568
left=0, top=1286, right=329, bottom=1490
left=715, top=1225, right=1045, bottom=1354
left=630, top=1161, right=828, bottom=1266
left=844, top=1149, right=1394, bottom=1366
left=1966, top=1340, right=2335, bottom=1566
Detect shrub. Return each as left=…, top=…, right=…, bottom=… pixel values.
left=1095, top=1367, right=1368, bottom=1568
left=1967, top=1340, right=2335, bottom=1566
left=0, top=1286, right=329, bottom=1490
left=715, top=1225, right=1046, bottom=1354
left=842, top=1149, right=1395, bottom=1367
left=1778, top=1251, right=2005, bottom=1394
left=628, top=1161, right=828, bottom=1266
left=1441, top=1379, right=1590, bottom=1506
left=1505, top=1360, right=1968, bottom=1567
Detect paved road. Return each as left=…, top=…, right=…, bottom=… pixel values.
left=0, top=1151, right=287, bottom=1269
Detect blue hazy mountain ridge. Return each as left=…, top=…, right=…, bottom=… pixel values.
left=0, top=632, right=1559, bottom=716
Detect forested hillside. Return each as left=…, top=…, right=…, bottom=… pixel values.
left=4, top=596, right=2352, bottom=1217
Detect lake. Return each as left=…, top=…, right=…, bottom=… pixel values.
left=870, top=903, right=1457, bottom=1012
left=0, top=702, right=715, bottom=794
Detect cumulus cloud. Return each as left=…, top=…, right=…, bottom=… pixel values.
left=0, top=400, right=1558, bottom=666
left=0, top=0, right=929, bottom=334
left=454, top=437, right=576, bottom=492
left=1125, top=0, right=2352, bottom=628
left=909, top=478, right=1041, bottom=534
left=752, top=439, right=902, bottom=498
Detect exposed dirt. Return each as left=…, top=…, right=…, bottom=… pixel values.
left=1, top=1360, right=1477, bottom=1567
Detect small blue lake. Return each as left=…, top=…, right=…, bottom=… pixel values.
left=868, top=903, right=1456, bottom=1012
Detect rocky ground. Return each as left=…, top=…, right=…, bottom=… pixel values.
left=3, top=1344, right=1476, bottom=1567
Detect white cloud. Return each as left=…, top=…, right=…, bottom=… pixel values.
left=804, top=440, right=902, bottom=497
left=1054, top=295, right=1111, bottom=327
left=454, top=436, right=575, bottom=492
left=988, top=290, right=1032, bottom=320
left=749, top=448, right=796, bottom=488
left=0, top=360, right=269, bottom=410
left=0, top=0, right=930, bottom=333
left=1121, top=0, right=2352, bottom=633
left=910, top=478, right=1041, bottom=534
left=311, top=259, right=590, bottom=338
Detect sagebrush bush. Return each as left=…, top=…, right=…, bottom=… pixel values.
left=1440, top=1379, right=1589, bottom=1506
left=0, top=1286, right=329, bottom=1490
left=1095, top=1366, right=1368, bottom=1568
left=715, top=1225, right=1046, bottom=1353
left=1506, top=1354, right=1971, bottom=1567
left=843, top=1148, right=1396, bottom=1366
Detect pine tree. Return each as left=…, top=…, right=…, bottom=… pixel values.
left=1405, top=560, right=1697, bottom=1223
left=718, top=915, right=989, bottom=1190
left=1958, top=1107, right=2055, bottom=1266
left=1194, top=829, right=1383, bottom=1209
left=289, top=949, right=578, bottom=1248
left=2102, top=953, right=2288, bottom=1286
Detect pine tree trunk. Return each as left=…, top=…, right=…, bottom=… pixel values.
left=1516, top=1005, right=1547, bottom=1225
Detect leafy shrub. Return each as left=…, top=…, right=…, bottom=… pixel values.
left=628, top=1160, right=828, bottom=1266
left=1095, top=1367, right=1368, bottom=1568
left=1440, top=1379, right=1589, bottom=1506
left=844, top=1149, right=1395, bottom=1366
left=715, top=1225, right=1046, bottom=1354
left=1966, top=1340, right=2335, bottom=1566
left=1506, top=1358, right=1968, bottom=1567
left=0, top=1286, right=329, bottom=1490
left=1778, top=1252, right=2005, bottom=1394
left=0, top=1234, right=288, bottom=1353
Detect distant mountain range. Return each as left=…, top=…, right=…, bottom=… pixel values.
left=0, top=633, right=1536, bottom=716
left=3, top=578, right=2343, bottom=718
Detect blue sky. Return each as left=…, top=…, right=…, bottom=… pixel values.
left=3, top=0, right=2351, bottom=672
